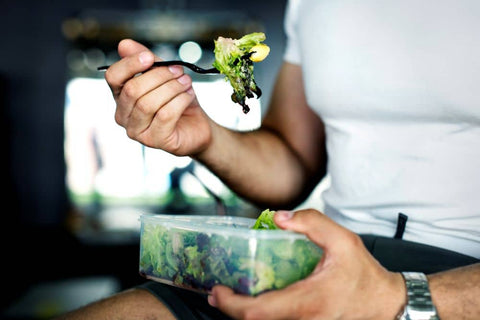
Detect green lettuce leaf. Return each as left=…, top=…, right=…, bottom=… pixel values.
left=139, top=209, right=322, bottom=296
left=252, top=208, right=278, bottom=230
left=212, top=32, right=267, bottom=114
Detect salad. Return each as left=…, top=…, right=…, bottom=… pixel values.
left=212, top=32, right=270, bottom=114
left=139, top=209, right=322, bottom=296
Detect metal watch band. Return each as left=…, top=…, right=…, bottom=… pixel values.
left=397, top=272, right=440, bottom=320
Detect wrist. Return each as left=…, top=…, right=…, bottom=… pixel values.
left=396, top=272, right=440, bottom=320
left=382, top=272, right=408, bottom=320
left=368, top=272, right=407, bottom=320
left=192, top=117, right=219, bottom=162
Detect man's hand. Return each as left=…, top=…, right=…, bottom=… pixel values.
left=208, top=209, right=406, bottom=320
left=104, top=38, right=212, bottom=156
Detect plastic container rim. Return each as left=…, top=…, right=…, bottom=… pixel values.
left=139, top=213, right=309, bottom=240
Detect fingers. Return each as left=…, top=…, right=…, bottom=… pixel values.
left=105, top=50, right=155, bottom=97
left=208, top=286, right=255, bottom=319
left=115, top=65, right=191, bottom=130
left=210, top=285, right=302, bottom=320
left=128, top=75, right=196, bottom=141
left=105, top=38, right=163, bottom=98
left=117, top=38, right=150, bottom=58
left=274, top=209, right=361, bottom=254
left=128, top=73, right=192, bottom=125
left=102, top=38, right=208, bottom=154
left=106, top=38, right=195, bottom=134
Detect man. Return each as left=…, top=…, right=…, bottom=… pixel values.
left=56, top=0, right=480, bottom=319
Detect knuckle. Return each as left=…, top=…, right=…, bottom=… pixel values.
left=155, top=105, right=175, bottom=123
left=122, top=80, right=139, bottom=100
left=125, top=128, right=135, bottom=139
left=126, top=130, right=137, bottom=141
left=134, top=96, right=153, bottom=116
left=103, top=68, right=115, bottom=84
left=114, top=112, right=123, bottom=126
left=295, top=209, right=319, bottom=223
left=346, top=231, right=363, bottom=249
left=125, top=126, right=141, bottom=141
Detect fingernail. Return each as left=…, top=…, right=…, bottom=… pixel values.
left=168, top=65, right=183, bottom=75
left=139, top=51, right=152, bottom=65
left=177, top=74, right=191, bottom=85
left=207, top=295, right=217, bottom=307
left=276, top=210, right=294, bottom=221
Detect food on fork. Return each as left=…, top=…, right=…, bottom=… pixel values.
left=212, top=32, right=270, bottom=114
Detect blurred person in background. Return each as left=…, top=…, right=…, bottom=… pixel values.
left=55, top=0, right=480, bottom=319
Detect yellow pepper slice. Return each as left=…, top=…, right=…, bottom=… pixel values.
left=249, top=44, right=270, bottom=62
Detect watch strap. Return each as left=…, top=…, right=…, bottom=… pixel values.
left=397, top=272, right=440, bottom=320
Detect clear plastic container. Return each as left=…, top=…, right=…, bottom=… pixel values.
left=139, top=214, right=323, bottom=296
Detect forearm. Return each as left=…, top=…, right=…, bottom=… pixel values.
left=194, top=62, right=326, bottom=208
left=194, top=120, right=311, bottom=208
left=428, top=263, right=480, bottom=319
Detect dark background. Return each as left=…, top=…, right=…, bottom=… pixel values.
left=0, top=0, right=287, bottom=318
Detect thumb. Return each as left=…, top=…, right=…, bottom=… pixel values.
left=118, top=38, right=151, bottom=58
left=274, top=209, right=356, bottom=253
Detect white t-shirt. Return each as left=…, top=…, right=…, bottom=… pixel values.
left=284, top=0, right=480, bottom=258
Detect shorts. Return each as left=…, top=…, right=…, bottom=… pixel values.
left=137, top=234, right=479, bottom=320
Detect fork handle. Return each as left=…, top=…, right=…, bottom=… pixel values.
left=152, top=61, right=219, bottom=74
left=97, top=60, right=220, bottom=74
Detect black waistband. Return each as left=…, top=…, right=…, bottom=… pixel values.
left=360, top=233, right=479, bottom=273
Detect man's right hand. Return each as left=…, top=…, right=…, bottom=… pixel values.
left=104, top=38, right=212, bottom=156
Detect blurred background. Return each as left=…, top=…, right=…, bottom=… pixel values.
left=1, top=0, right=324, bottom=318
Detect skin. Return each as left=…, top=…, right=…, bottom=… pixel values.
left=209, top=211, right=480, bottom=320
left=54, top=288, right=176, bottom=320
left=54, top=39, right=480, bottom=319
left=107, top=39, right=326, bottom=209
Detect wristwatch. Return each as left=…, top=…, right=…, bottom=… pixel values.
left=396, top=272, right=440, bottom=320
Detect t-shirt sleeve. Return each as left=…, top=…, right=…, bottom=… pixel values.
left=283, top=0, right=302, bottom=65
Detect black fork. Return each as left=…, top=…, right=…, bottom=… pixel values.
left=97, top=60, right=220, bottom=74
